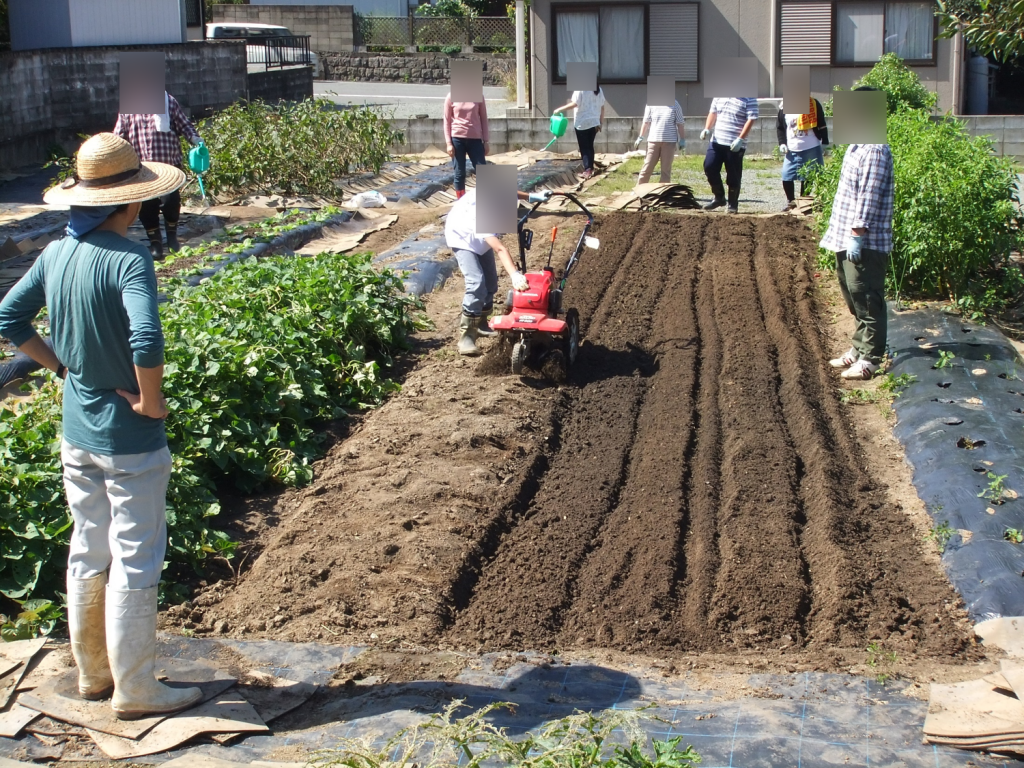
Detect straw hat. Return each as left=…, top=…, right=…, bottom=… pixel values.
left=43, top=133, right=185, bottom=207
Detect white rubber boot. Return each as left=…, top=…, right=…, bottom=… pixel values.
left=67, top=573, right=114, bottom=700
left=457, top=313, right=481, bottom=356
left=107, top=587, right=203, bottom=720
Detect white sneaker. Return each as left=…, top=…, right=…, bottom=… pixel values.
left=829, top=348, right=860, bottom=368
left=841, top=359, right=879, bottom=380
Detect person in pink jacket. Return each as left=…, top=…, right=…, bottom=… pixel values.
left=443, top=94, right=489, bottom=199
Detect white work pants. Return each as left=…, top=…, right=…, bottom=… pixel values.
left=61, top=440, right=172, bottom=591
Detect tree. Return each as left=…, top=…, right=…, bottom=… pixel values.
left=937, top=0, right=1024, bottom=61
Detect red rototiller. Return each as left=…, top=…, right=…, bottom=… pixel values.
left=490, top=192, right=598, bottom=380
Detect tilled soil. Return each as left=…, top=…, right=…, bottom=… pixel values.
left=179, top=212, right=972, bottom=668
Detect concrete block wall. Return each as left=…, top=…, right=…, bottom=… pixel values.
left=322, top=51, right=511, bottom=85
left=0, top=42, right=247, bottom=168
left=212, top=4, right=355, bottom=53
left=249, top=66, right=315, bottom=103
left=387, top=115, right=1024, bottom=163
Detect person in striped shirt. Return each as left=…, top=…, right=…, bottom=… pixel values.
left=634, top=99, right=685, bottom=184
left=700, top=97, right=758, bottom=213
left=819, top=94, right=894, bottom=380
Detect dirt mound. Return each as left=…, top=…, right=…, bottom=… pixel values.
left=178, top=212, right=972, bottom=667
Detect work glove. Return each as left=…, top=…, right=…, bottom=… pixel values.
left=730, top=137, right=747, bottom=153
left=511, top=271, right=529, bottom=291
left=779, top=144, right=788, bottom=154
left=677, top=138, right=686, bottom=151
left=846, top=235, right=864, bottom=265
left=528, top=190, right=552, bottom=203
left=633, top=135, right=645, bottom=149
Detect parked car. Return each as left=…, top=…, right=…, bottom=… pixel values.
left=206, top=23, right=322, bottom=78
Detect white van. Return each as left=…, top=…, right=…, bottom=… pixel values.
left=206, top=23, right=322, bottom=78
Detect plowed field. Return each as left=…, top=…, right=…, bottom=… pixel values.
left=184, top=212, right=969, bottom=664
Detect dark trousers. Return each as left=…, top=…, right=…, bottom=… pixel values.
left=836, top=247, right=888, bottom=364
left=575, top=127, right=598, bottom=171
left=451, top=137, right=486, bottom=191
left=139, top=189, right=181, bottom=232
left=703, top=141, right=745, bottom=194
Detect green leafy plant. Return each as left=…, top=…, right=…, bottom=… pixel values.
left=1005, top=527, right=1023, bottom=544
left=934, top=350, right=956, bottom=369
left=310, top=701, right=700, bottom=768
left=806, top=57, right=1024, bottom=317
left=1, top=598, right=63, bottom=642
left=926, top=520, right=955, bottom=553
left=866, top=641, right=899, bottom=684
left=878, top=372, right=917, bottom=395
left=840, top=388, right=886, bottom=404
left=980, top=472, right=1011, bottom=503
left=190, top=99, right=403, bottom=201
left=937, top=0, right=1024, bottom=61
left=852, top=52, right=938, bottom=113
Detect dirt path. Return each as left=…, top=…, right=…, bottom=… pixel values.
left=175, top=212, right=973, bottom=672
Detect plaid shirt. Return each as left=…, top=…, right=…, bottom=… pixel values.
left=819, top=143, right=895, bottom=254
left=113, top=94, right=200, bottom=170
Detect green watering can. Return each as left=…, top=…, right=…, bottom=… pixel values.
left=541, top=113, right=569, bottom=151
left=187, top=141, right=210, bottom=201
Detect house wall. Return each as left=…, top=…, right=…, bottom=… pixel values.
left=8, top=0, right=73, bottom=51
left=9, top=0, right=186, bottom=51
left=0, top=42, right=246, bottom=168
left=530, top=0, right=958, bottom=118
left=212, top=4, right=356, bottom=53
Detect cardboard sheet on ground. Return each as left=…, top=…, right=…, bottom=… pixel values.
left=0, top=638, right=46, bottom=708
left=925, top=678, right=1024, bottom=739
left=85, top=693, right=266, bottom=758
left=161, top=755, right=306, bottom=768
left=296, top=214, right=397, bottom=255
left=0, top=757, right=34, bottom=768
left=20, top=659, right=235, bottom=738
left=210, top=672, right=318, bottom=744
left=609, top=183, right=700, bottom=212
left=0, top=702, right=41, bottom=738
left=976, top=617, right=1024, bottom=657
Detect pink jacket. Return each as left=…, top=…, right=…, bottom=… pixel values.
left=443, top=94, right=489, bottom=145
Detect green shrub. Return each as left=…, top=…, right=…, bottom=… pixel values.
left=0, top=252, right=418, bottom=610
left=853, top=52, right=938, bottom=113
left=191, top=99, right=404, bottom=200
left=808, top=59, right=1024, bottom=315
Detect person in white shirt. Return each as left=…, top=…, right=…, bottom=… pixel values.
left=775, top=97, right=829, bottom=211
left=700, top=97, right=758, bottom=213
left=553, top=87, right=606, bottom=180
left=634, top=100, right=685, bottom=184
left=445, top=187, right=553, bottom=356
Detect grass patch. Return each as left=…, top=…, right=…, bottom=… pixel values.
left=589, top=155, right=782, bottom=199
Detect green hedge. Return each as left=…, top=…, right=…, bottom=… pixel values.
left=0, top=252, right=418, bottom=609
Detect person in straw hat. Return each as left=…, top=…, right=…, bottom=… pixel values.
left=0, top=133, right=202, bottom=720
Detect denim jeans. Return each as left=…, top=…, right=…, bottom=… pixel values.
left=451, top=137, right=486, bottom=191
left=62, top=440, right=172, bottom=590
left=703, top=141, right=745, bottom=193
left=455, top=248, right=498, bottom=316
left=575, top=127, right=598, bottom=171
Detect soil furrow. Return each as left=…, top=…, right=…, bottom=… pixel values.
left=448, top=215, right=677, bottom=649
left=557, top=217, right=706, bottom=651
left=705, top=217, right=810, bottom=644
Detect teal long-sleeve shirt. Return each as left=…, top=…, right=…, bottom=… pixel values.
left=0, top=230, right=167, bottom=456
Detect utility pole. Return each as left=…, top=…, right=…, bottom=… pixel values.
left=515, top=0, right=526, bottom=108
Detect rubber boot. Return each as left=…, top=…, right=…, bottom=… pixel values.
left=107, top=587, right=203, bottom=720
left=703, top=181, right=726, bottom=210
left=727, top=187, right=740, bottom=214
left=455, top=188, right=466, bottom=200
left=67, top=573, right=114, bottom=700
left=457, top=313, right=481, bottom=356
left=476, top=310, right=498, bottom=337
left=782, top=181, right=796, bottom=211
left=145, top=229, right=163, bottom=261
left=165, top=221, right=181, bottom=252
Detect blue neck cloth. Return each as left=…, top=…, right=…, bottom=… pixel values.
left=66, top=205, right=119, bottom=239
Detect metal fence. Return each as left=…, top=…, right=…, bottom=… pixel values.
left=246, top=35, right=314, bottom=70
left=357, top=15, right=514, bottom=50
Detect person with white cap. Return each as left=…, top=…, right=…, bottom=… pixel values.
left=0, top=133, right=202, bottom=720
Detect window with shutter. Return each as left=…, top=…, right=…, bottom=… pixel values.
left=649, top=4, right=699, bottom=81
left=780, top=1, right=832, bottom=65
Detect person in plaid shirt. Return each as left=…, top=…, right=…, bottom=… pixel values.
left=820, top=90, right=894, bottom=380
left=114, top=92, right=202, bottom=260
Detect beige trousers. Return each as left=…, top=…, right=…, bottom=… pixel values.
left=638, top=141, right=676, bottom=184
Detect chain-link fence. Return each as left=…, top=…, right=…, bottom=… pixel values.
left=356, top=15, right=514, bottom=51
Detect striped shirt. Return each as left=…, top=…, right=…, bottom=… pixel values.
left=819, top=144, right=895, bottom=254
left=642, top=102, right=685, bottom=143
left=710, top=98, right=759, bottom=145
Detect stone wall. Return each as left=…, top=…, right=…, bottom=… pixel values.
left=249, top=66, right=315, bottom=103
left=388, top=115, right=1024, bottom=162
left=322, top=51, right=511, bottom=86
left=212, top=4, right=354, bottom=53
left=0, top=41, right=247, bottom=168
